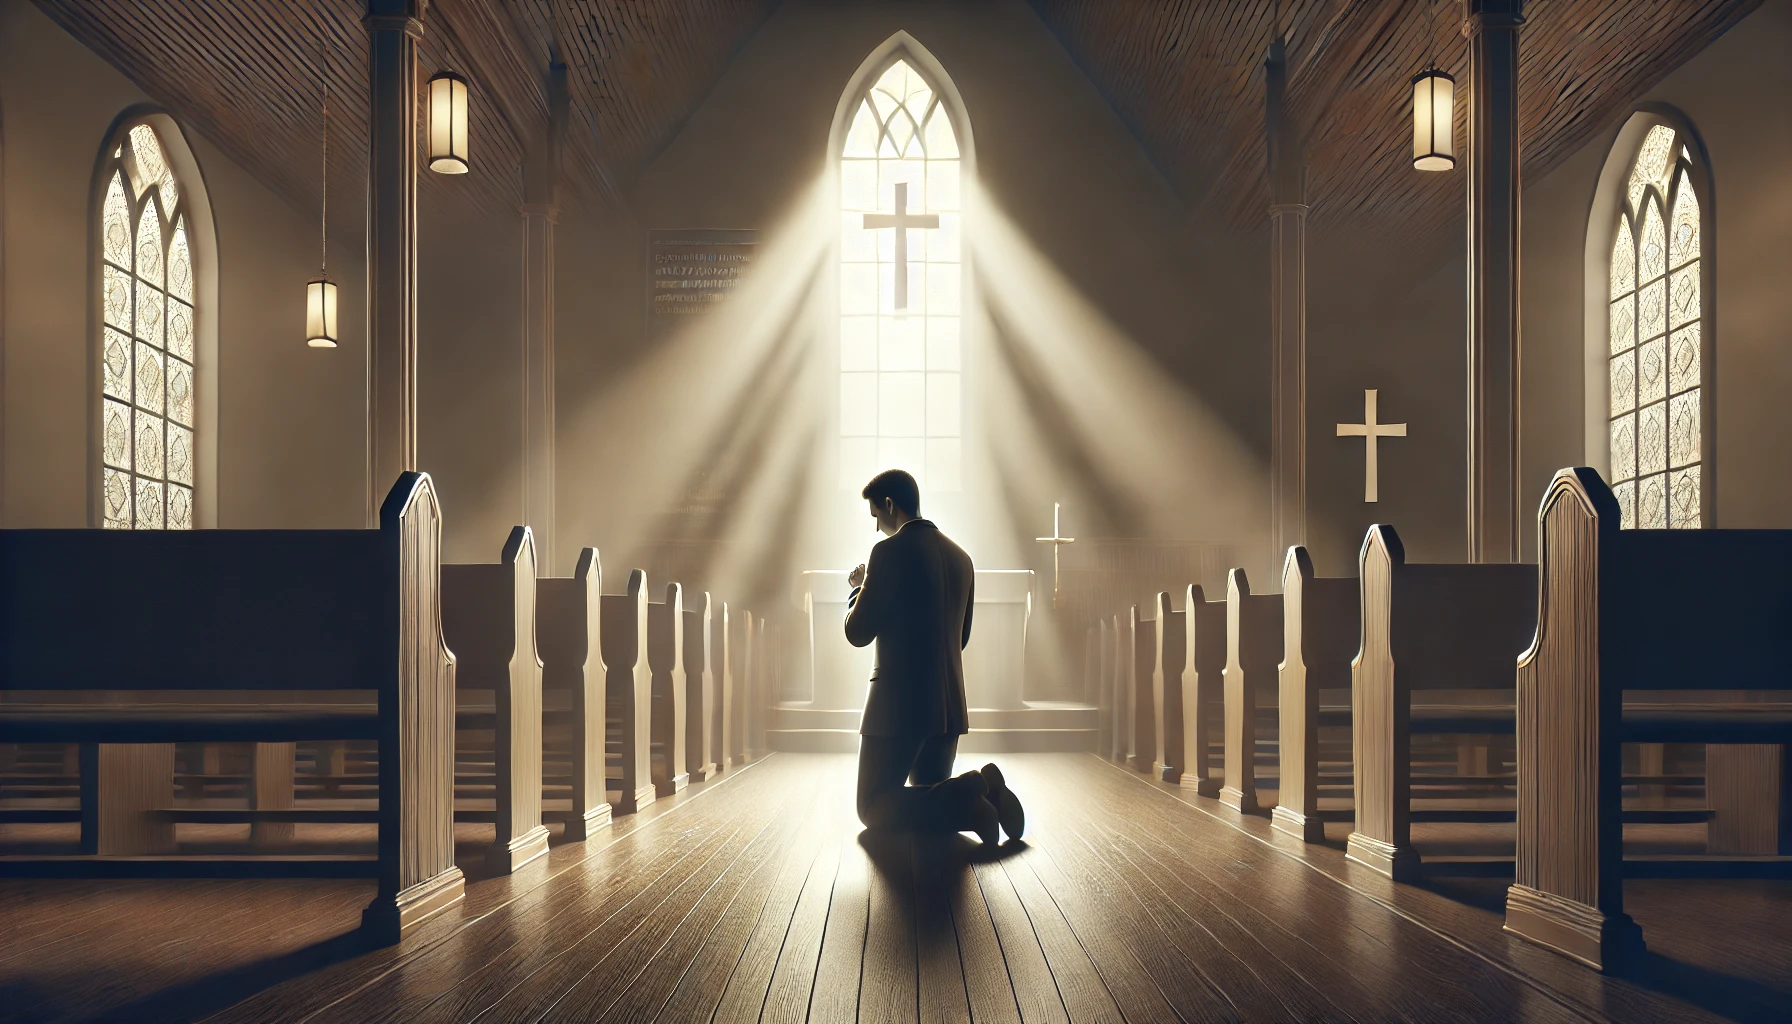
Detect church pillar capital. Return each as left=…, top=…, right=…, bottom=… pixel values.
left=1462, top=0, right=1526, bottom=33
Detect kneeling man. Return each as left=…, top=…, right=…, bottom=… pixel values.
left=846, top=469, right=1023, bottom=845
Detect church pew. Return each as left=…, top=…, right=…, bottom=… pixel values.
left=601, top=570, right=655, bottom=814
left=1129, top=605, right=1157, bottom=774
left=684, top=593, right=718, bottom=783
left=1346, top=524, right=1536, bottom=881
left=712, top=602, right=734, bottom=770
left=647, top=584, right=689, bottom=797
left=1273, top=546, right=1359, bottom=842
left=1179, top=585, right=1225, bottom=797
left=1111, top=613, right=1134, bottom=765
left=748, top=614, right=771, bottom=760
left=0, top=472, right=462, bottom=942
left=1220, top=569, right=1284, bottom=814
left=1151, top=591, right=1186, bottom=783
left=442, top=525, right=551, bottom=876
left=1506, top=468, right=1792, bottom=971
left=1095, top=621, right=1114, bottom=760
left=730, top=611, right=751, bottom=766
left=537, top=546, right=610, bottom=841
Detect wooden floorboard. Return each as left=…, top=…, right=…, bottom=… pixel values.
left=4, top=753, right=1791, bottom=1023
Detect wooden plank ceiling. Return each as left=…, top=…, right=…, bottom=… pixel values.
left=36, top=0, right=779, bottom=231
left=40, top=0, right=1759, bottom=255
left=1029, top=0, right=1761, bottom=250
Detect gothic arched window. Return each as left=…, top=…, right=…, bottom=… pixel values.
left=1606, top=123, right=1703, bottom=529
left=836, top=48, right=967, bottom=492
left=100, top=122, right=197, bottom=530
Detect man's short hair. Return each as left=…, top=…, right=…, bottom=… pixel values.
left=862, top=469, right=920, bottom=517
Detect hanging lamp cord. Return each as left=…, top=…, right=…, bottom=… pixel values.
left=320, top=13, right=329, bottom=275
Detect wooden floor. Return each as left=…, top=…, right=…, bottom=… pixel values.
left=2, top=753, right=1790, bottom=1023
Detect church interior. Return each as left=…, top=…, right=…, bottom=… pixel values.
left=3, top=0, right=1792, bottom=1020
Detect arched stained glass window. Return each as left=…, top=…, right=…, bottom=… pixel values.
left=837, top=56, right=964, bottom=492
left=1607, top=124, right=1702, bottom=529
left=100, top=122, right=197, bottom=530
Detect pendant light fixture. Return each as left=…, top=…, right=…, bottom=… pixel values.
left=1411, top=0, right=1455, bottom=171
left=428, top=69, right=471, bottom=174
left=307, top=16, right=339, bottom=347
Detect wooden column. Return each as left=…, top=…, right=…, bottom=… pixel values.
left=364, top=0, right=424, bottom=523
left=1266, top=37, right=1308, bottom=567
left=521, top=59, right=568, bottom=568
left=1463, top=0, right=1524, bottom=563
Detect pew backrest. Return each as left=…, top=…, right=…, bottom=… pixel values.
left=1281, top=546, right=1358, bottom=690
left=1184, top=584, right=1227, bottom=681
left=600, top=570, right=650, bottom=692
left=441, top=525, right=541, bottom=692
left=538, top=547, right=603, bottom=688
left=1226, top=568, right=1283, bottom=683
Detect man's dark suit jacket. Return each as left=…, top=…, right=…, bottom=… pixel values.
left=843, top=519, right=974, bottom=737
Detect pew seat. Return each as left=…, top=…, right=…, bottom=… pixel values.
left=0, top=702, right=377, bottom=743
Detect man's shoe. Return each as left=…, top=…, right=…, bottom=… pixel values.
left=981, top=763, right=1025, bottom=840
left=970, top=795, right=1001, bottom=845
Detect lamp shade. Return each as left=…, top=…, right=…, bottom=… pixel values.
left=1411, top=67, right=1455, bottom=171
left=306, top=276, right=339, bottom=348
left=428, top=70, right=470, bottom=174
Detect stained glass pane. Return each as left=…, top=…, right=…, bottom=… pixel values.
left=1636, top=474, right=1668, bottom=529
left=1669, top=466, right=1701, bottom=529
left=135, top=413, right=165, bottom=479
left=104, top=265, right=131, bottom=329
left=1638, top=279, right=1666, bottom=341
left=103, top=174, right=131, bottom=267
left=879, top=438, right=925, bottom=483
left=167, top=358, right=194, bottom=427
left=1636, top=338, right=1666, bottom=407
left=135, top=477, right=165, bottom=530
left=167, top=425, right=194, bottom=485
left=1609, top=414, right=1636, bottom=482
left=926, top=373, right=960, bottom=436
left=841, top=160, right=876, bottom=212
left=128, top=125, right=168, bottom=198
left=924, top=108, right=959, bottom=159
left=167, top=300, right=194, bottom=361
left=103, top=469, right=133, bottom=528
left=1668, top=264, right=1699, bottom=329
left=878, top=373, right=924, bottom=437
left=1669, top=390, right=1700, bottom=469
left=1626, top=125, right=1675, bottom=212
left=168, top=221, right=193, bottom=302
left=1670, top=170, right=1700, bottom=268
left=927, top=438, right=962, bottom=491
left=1609, top=350, right=1635, bottom=416
left=880, top=315, right=924, bottom=372
left=135, top=342, right=165, bottom=414
left=844, top=101, right=878, bottom=158
left=841, top=316, right=877, bottom=371
left=926, top=318, right=960, bottom=371
left=1669, top=324, right=1700, bottom=394
left=103, top=399, right=132, bottom=470
left=839, top=436, right=877, bottom=488
left=1613, top=480, right=1636, bottom=530
left=880, top=262, right=926, bottom=314
left=928, top=211, right=961, bottom=262
left=1637, top=403, right=1667, bottom=476
left=1639, top=201, right=1666, bottom=282
left=1610, top=215, right=1635, bottom=300
left=1609, top=297, right=1634, bottom=355
left=103, top=328, right=133, bottom=401
left=841, top=212, right=876, bottom=261
left=840, top=373, right=876, bottom=435
left=136, top=286, right=164, bottom=349
left=926, top=264, right=960, bottom=315
left=167, top=485, right=194, bottom=530
left=135, top=203, right=163, bottom=287
left=840, top=264, right=876, bottom=315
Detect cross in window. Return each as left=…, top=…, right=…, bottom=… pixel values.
left=1336, top=389, right=1407, bottom=503
left=862, top=182, right=938, bottom=310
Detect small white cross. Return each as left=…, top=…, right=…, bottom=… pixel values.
left=1034, top=502, right=1075, bottom=608
left=862, top=182, right=939, bottom=310
left=1336, top=389, right=1407, bottom=503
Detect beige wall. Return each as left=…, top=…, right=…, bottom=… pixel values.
left=0, top=0, right=364, bottom=530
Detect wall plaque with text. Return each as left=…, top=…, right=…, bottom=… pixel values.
left=648, top=229, right=757, bottom=333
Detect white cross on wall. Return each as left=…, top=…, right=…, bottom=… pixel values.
left=1034, top=501, right=1076, bottom=608
left=1336, top=389, right=1407, bottom=503
left=862, top=182, right=939, bottom=310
